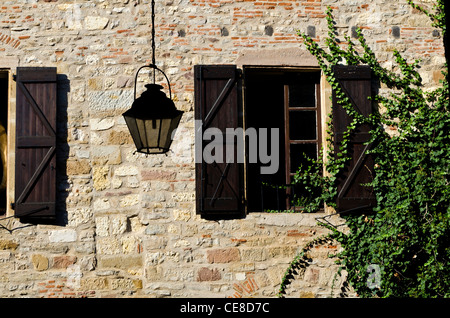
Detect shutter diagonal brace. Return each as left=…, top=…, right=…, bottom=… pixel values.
left=337, top=142, right=373, bottom=200
left=336, top=78, right=374, bottom=200
left=15, top=146, right=56, bottom=206
left=203, top=77, right=235, bottom=129
left=210, top=162, right=231, bottom=206
left=17, top=81, right=56, bottom=137
left=336, top=78, right=367, bottom=118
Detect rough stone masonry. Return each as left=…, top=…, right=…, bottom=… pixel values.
left=0, top=0, right=445, bottom=298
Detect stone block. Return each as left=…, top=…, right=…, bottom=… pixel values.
left=240, top=248, right=266, bottom=262
left=98, top=255, right=143, bottom=270
left=84, top=16, right=109, bottom=30
left=145, top=224, right=166, bottom=235
left=116, top=76, right=133, bottom=88
left=0, top=240, right=18, bottom=251
left=197, top=267, right=221, bottom=282
left=119, top=194, right=140, bottom=207
left=0, top=251, right=11, bottom=262
left=207, top=248, right=240, bottom=264
left=173, top=209, right=191, bottom=221
left=110, top=278, right=141, bottom=290
left=108, top=130, right=133, bottom=145
left=95, top=216, right=109, bottom=236
left=88, top=77, right=103, bottom=90
left=146, top=265, right=163, bottom=280
left=68, top=207, right=93, bottom=227
left=93, top=198, right=111, bottom=212
left=110, top=215, right=127, bottom=235
left=67, top=159, right=91, bottom=175
left=141, top=169, right=177, bottom=181
left=80, top=277, right=108, bottom=290
left=32, top=254, right=49, bottom=271
left=88, top=90, right=133, bottom=115
left=93, top=166, right=110, bottom=191
left=49, top=229, right=77, bottom=243
left=115, top=165, right=139, bottom=176
left=90, top=118, right=115, bottom=131
left=96, top=237, right=122, bottom=255
left=121, top=236, right=139, bottom=254
left=53, top=255, right=77, bottom=269
left=299, top=291, right=315, bottom=298
left=92, top=146, right=122, bottom=165
left=304, top=268, right=320, bottom=284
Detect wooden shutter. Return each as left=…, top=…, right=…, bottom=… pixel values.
left=14, top=67, right=57, bottom=219
left=194, top=65, right=245, bottom=218
left=332, top=65, right=376, bottom=213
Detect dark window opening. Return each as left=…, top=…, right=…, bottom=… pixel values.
left=0, top=71, right=8, bottom=216
left=244, top=68, right=321, bottom=212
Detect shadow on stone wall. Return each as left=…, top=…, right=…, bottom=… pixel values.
left=55, top=74, right=70, bottom=226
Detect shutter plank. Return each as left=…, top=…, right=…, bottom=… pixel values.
left=332, top=65, right=376, bottom=213
left=14, top=67, right=57, bottom=219
left=194, top=65, right=244, bottom=218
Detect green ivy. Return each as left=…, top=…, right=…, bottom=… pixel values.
left=279, top=1, right=450, bottom=298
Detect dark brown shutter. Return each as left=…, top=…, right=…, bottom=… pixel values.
left=332, top=65, right=376, bottom=213
left=14, top=67, right=57, bottom=219
left=194, top=65, right=245, bottom=218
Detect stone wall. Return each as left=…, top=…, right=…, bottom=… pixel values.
left=0, top=0, right=445, bottom=298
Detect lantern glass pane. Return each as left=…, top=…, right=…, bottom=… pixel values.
left=158, top=118, right=172, bottom=149
left=143, top=119, right=162, bottom=149
left=165, top=113, right=183, bottom=149
left=124, top=116, right=143, bottom=150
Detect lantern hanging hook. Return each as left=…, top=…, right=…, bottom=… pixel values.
left=133, top=64, right=172, bottom=100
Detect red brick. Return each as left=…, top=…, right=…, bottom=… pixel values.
left=287, top=230, right=311, bottom=237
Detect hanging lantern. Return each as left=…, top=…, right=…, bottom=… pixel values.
left=123, top=65, right=183, bottom=154
left=122, top=0, right=183, bottom=154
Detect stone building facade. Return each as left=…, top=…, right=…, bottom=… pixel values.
left=0, top=0, right=445, bottom=298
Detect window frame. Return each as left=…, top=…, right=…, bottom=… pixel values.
left=242, top=66, right=325, bottom=213
left=0, top=67, right=15, bottom=218
left=283, top=80, right=322, bottom=210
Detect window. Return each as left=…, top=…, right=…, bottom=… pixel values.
left=194, top=64, right=375, bottom=219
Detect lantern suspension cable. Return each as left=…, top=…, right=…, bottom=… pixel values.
left=151, top=0, right=156, bottom=83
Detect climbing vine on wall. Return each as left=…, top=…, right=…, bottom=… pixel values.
left=279, top=0, right=450, bottom=297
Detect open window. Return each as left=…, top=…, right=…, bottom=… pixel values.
left=244, top=68, right=321, bottom=212
left=194, top=64, right=375, bottom=219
